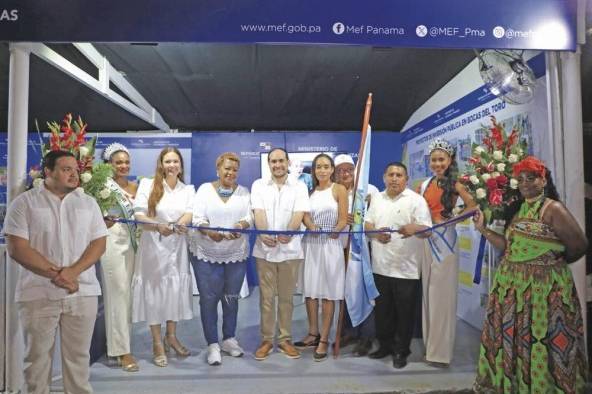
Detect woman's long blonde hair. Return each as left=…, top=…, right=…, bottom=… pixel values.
left=147, top=147, right=184, bottom=217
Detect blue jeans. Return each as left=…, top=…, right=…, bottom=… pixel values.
left=191, top=257, right=247, bottom=345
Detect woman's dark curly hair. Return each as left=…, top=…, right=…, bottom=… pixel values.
left=502, top=167, right=560, bottom=229
left=431, top=151, right=459, bottom=219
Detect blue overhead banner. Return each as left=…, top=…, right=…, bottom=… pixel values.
left=0, top=0, right=576, bottom=50
left=402, top=53, right=547, bottom=142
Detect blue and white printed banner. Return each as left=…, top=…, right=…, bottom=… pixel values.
left=0, top=0, right=576, bottom=50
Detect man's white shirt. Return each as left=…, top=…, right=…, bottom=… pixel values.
left=251, top=176, right=310, bottom=262
left=365, top=188, right=432, bottom=279
left=3, top=184, right=108, bottom=301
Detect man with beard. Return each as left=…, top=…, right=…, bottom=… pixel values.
left=251, top=148, right=310, bottom=361
left=4, top=150, right=107, bottom=393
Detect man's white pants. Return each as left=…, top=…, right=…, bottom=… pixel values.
left=18, top=296, right=98, bottom=394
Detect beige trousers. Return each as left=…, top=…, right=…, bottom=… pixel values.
left=100, top=223, right=135, bottom=357
left=18, top=296, right=98, bottom=394
left=422, top=240, right=459, bottom=364
left=256, top=258, right=301, bottom=343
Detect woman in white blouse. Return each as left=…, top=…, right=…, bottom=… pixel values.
left=131, top=147, right=194, bottom=367
left=189, top=152, right=252, bottom=366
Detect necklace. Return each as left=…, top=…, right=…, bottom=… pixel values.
left=217, top=183, right=235, bottom=198
left=525, top=192, right=545, bottom=204
left=519, top=193, right=545, bottom=219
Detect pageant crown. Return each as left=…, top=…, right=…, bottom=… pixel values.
left=102, top=142, right=129, bottom=161
left=428, top=138, right=455, bottom=156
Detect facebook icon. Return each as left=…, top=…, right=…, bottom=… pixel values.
left=332, top=22, right=345, bottom=35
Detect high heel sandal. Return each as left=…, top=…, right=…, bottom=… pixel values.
left=313, top=340, right=329, bottom=362
left=152, top=342, right=168, bottom=367
left=118, top=354, right=139, bottom=372
left=294, top=333, right=321, bottom=349
left=164, top=335, right=191, bottom=357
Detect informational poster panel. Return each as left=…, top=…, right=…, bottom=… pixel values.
left=95, top=133, right=193, bottom=182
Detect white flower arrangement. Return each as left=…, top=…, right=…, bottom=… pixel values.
left=99, top=188, right=111, bottom=199
left=510, top=178, right=519, bottom=189
left=80, top=172, right=92, bottom=184
left=460, top=116, right=528, bottom=223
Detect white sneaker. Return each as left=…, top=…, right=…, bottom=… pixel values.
left=221, top=337, right=244, bottom=357
left=207, top=343, right=222, bottom=366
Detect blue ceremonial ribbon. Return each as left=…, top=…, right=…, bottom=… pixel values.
left=110, top=210, right=477, bottom=237
left=473, top=234, right=487, bottom=284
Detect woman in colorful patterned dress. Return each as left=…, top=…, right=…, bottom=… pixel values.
left=473, top=156, right=588, bottom=393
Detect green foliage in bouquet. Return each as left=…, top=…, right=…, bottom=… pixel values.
left=79, top=163, right=118, bottom=215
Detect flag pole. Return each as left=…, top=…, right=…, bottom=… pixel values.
left=334, top=92, right=373, bottom=358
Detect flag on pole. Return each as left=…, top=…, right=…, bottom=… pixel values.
left=344, top=124, right=379, bottom=327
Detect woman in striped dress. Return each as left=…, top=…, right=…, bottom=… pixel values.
left=296, top=153, right=348, bottom=361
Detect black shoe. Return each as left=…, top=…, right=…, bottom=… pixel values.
left=368, top=347, right=392, bottom=359
left=352, top=338, right=372, bottom=357
left=313, top=340, right=329, bottom=362
left=392, top=353, right=407, bottom=369
left=294, top=333, right=320, bottom=349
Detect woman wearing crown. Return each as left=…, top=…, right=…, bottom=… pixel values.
left=100, top=142, right=139, bottom=372
left=419, top=138, right=476, bottom=367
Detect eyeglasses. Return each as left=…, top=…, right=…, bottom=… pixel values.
left=336, top=168, right=354, bottom=175
left=516, top=174, right=539, bottom=184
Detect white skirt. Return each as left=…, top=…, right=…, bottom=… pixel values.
left=303, top=239, right=345, bottom=300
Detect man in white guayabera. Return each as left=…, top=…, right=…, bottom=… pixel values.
left=251, top=147, right=310, bottom=361
left=4, top=150, right=107, bottom=394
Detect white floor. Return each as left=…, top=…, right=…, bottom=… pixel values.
left=54, top=290, right=481, bottom=393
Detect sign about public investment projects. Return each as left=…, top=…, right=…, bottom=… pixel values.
left=0, top=0, right=576, bottom=50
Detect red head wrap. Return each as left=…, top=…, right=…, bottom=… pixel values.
left=512, top=156, right=546, bottom=178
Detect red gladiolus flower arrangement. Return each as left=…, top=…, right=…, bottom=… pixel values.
left=459, top=116, right=528, bottom=223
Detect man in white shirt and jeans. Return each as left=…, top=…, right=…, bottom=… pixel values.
left=251, top=148, right=310, bottom=360
left=4, top=150, right=108, bottom=394
left=364, top=162, right=432, bottom=369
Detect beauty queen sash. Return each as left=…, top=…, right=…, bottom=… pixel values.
left=106, top=178, right=137, bottom=252
left=420, top=177, right=457, bottom=263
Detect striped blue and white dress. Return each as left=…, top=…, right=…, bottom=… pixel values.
left=303, top=184, right=345, bottom=300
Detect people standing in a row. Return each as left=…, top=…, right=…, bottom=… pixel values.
left=189, top=152, right=252, bottom=366
left=131, top=147, right=194, bottom=367
left=251, top=148, right=310, bottom=361
left=4, top=150, right=108, bottom=394
left=101, top=143, right=139, bottom=372
left=298, top=154, right=348, bottom=361
left=419, top=139, right=475, bottom=367
left=365, top=162, right=432, bottom=369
